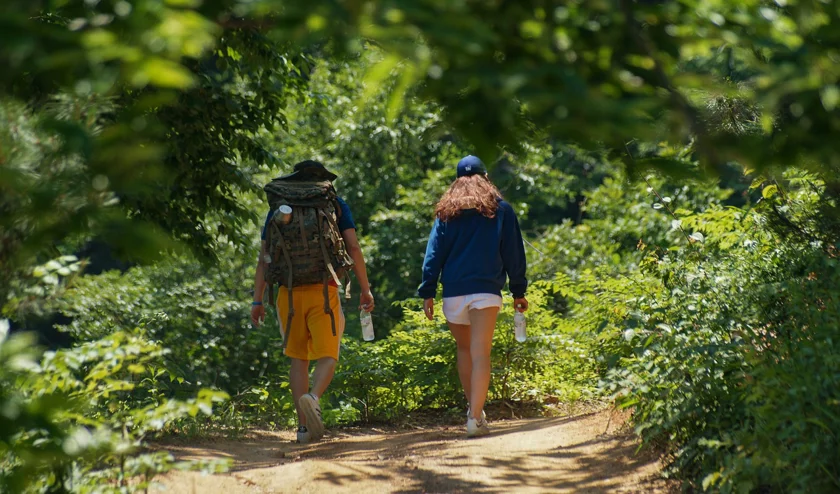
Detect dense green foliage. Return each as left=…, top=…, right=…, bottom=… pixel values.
left=0, top=328, right=228, bottom=493
left=4, top=0, right=840, bottom=492
left=595, top=174, right=840, bottom=492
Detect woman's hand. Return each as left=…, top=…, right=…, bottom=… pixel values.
left=423, top=298, right=435, bottom=321
left=513, top=297, right=529, bottom=312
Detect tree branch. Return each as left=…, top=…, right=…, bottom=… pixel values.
left=618, top=0, right=721, bottom=170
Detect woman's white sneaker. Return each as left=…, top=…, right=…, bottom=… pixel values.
left=466, top=416, right=490, bottom=437
left=467, top=407, right=487, bottom=421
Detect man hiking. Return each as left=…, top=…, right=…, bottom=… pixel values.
left=250, top=160, right=375, bottom=443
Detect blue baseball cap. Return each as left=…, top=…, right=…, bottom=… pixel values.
left=456, top=155, right=487, bottom=178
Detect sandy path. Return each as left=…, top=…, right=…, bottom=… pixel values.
left=155, top=410, right=670, bottom=493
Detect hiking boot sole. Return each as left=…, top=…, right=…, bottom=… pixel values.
left=299, top=394, right=324, bottom=440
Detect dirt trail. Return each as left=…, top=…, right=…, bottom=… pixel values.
left=156, top=410, right=670, bottom=493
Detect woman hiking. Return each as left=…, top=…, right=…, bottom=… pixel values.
left=417, top=155, right=528, bottom=437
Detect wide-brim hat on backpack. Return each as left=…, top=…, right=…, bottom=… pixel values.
left=275, top=160, right=338, bottom=181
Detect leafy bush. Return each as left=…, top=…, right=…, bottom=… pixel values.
left=0, top=325, right=228, bottom=493
left=584, top=174, right=840, bottom=492
left=53, top=254, right=300, bottom=428
left=330, top=286, right=598, bottom=422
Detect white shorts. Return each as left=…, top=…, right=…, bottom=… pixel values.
left=442, top=293, right=503, bottom=325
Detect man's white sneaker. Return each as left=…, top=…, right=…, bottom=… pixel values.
left=466, top=416, right=490, bottom=437
left=299, top=393, right=324, bottom=440
left=297, top=425, right=312, bottom=443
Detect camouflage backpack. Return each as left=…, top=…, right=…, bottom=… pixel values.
left=263, top=179, right=354, bottom=341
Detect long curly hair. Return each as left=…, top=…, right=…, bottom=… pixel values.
left=435, top=174, right=503, bottom=222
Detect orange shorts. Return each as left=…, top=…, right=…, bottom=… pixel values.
left=275, top=284, right=345, bottom=361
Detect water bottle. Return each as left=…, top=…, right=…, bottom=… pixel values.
left=276, top=205, right=293, bottom=225
left=514, top=308, right=526, bottom=343
left=360, top=308, right=374, bottom=341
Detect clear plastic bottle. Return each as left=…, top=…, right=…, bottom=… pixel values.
left=361, top=309, right=375, bottom=341
left=514, top=309, right=526, bottom=343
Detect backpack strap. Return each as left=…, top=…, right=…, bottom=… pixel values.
left=322, top=273, right=336, bottom=338
left=284, top=287, right=294, bottom=349
left=318, top=210, right=343, bottom=287
left=320, top=207, right=342, bottom=237
left=270, top=222, right=296, bottom=348
left=316, top=215, right=338, bottom=337
left=333, top=197, right=343, bottom=220
left=344, top=273, right=352, bottom=301
left=319, top=207, right=352, bottom=300
left=264, top=225, right=277, bottom=320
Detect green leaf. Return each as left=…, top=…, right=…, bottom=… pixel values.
left=165, top=0, right=202, bottom=6
left=361, top=55, right=400, bottom=107
left=762, top=184, right=778, bottom=199
left=135, top=58, right=195, bottom=88
left=820, top=85, right=840, bottom=111
left=702, top=472, right=721, bottom=490
left=128, top=364, right=145, bottom=374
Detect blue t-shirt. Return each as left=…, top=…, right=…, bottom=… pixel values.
left=261, top=197, right=355, bottom=240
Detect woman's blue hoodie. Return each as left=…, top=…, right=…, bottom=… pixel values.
left=418, top=200, right=527, bottom=299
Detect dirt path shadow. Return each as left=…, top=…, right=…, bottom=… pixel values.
left=154, top=409, right=673, bottom=493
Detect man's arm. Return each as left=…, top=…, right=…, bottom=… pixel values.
left=251, top=240, right=268, bottom=326
left=341, top=228, right=375, bottom=311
